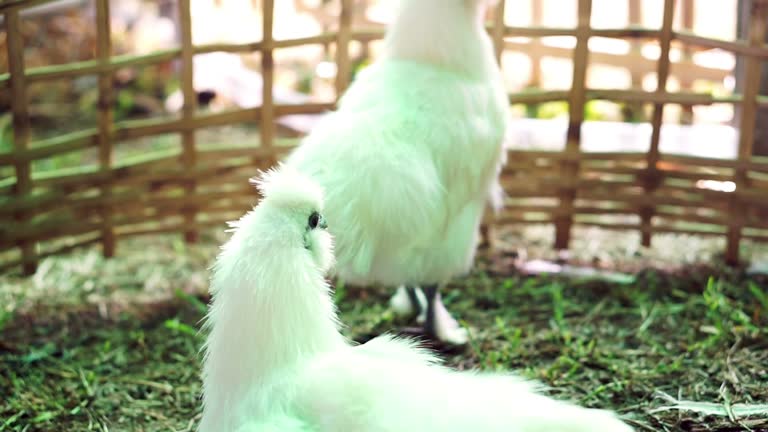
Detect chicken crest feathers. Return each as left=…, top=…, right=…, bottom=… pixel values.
left=250, top=164, right=325, bottom=213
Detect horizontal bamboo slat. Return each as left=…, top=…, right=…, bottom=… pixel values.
left=6, top=21, right=768, bottom=86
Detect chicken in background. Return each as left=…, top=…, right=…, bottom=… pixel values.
left=111, top=0, right=177, bottom=55
left=284, top=0, right=509, bottom=345
left=163, top=0, right=334, bottom=133
left=164, top=52, right=310, bottom=111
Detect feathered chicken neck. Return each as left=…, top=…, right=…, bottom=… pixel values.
left=201, top=210, right=344, bottom=423
left=383, top=0, right=497, bottom=79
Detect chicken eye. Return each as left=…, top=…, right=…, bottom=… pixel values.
left=308, top=211, right=320, bottom=229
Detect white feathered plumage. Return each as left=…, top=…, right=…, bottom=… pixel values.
left=199, top=168, right=632, bottom=432
left=284, top=0, right=508, bottom=343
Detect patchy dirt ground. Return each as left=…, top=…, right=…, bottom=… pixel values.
left=1, top=228, right=767, bottom=432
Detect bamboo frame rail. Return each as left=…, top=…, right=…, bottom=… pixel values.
left=640, top=0, right=675, bottom=247
left=2, top=0, right=768, bottom=274
left=95, top=0, right=115, bottom=257
left=259, top=0, right=276, bottom=168
left=726, top=0, right=768, bottom=265
left=5, top=7, right=36, bottom=275
left=554, top=0, right=591, bottom=250
left=179, top=0, right=198, bottom=243
left=335, top=0, right=354, bottom=96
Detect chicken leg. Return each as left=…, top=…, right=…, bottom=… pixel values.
left=390, top=284, right=469, bottom=346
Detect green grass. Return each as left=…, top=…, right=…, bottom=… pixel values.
left=1, top=233, right=767, bottom=431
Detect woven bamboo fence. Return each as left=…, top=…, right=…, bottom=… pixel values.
left=1, top=0, right=768, bottom=275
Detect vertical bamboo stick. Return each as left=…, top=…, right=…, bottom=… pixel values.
left=640, top=0, right=675, bottom=247
left=261, top=0, right=276, bottom=167
left=726, top=0, right=767, bottom=265
left=179, top=0, right=198, bottom=243
left=628, top=0, right=641, bottom=30
left=626, top=0, right=645, bottom=122
left=529, top=0, right=543, bottom=87
left=335, top=0, right=353, bottom=97
left=554, top=0, right=591, bottom=250
left=6, top=9, right=36, bottom=275
left=679, top=0, right=695, bottom=124
left=492, top=0, right=506, bottom=64
left=96, top=0, right=115, bottom=257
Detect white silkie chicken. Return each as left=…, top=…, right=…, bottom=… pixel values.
left=284, top=0, right=509, bottom=345
left=199, top=168, right=633, bottom=432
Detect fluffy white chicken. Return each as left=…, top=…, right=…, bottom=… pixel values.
left=199, top=168, right=632, bottom=432
left=284, top=0, right=508, bottom=345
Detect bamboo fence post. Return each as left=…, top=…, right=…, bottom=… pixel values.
left=726, top=0, right=767, bottom=265
left=6, top=8, right=36, bottom=275
left=492, top=0, right=506, bottom=64
left=96, top=0, right=115, bottom=257
left=179, top=0, right=198, bottom=243
left=640, top=0, right=675, bottom=247
left=480, top=0, right=508, bottom=251
left=335, top=0, right=353, bottom=97
left=261, top=0, right=276, bottom=167
left=554, top=0, right=591, bottom=250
